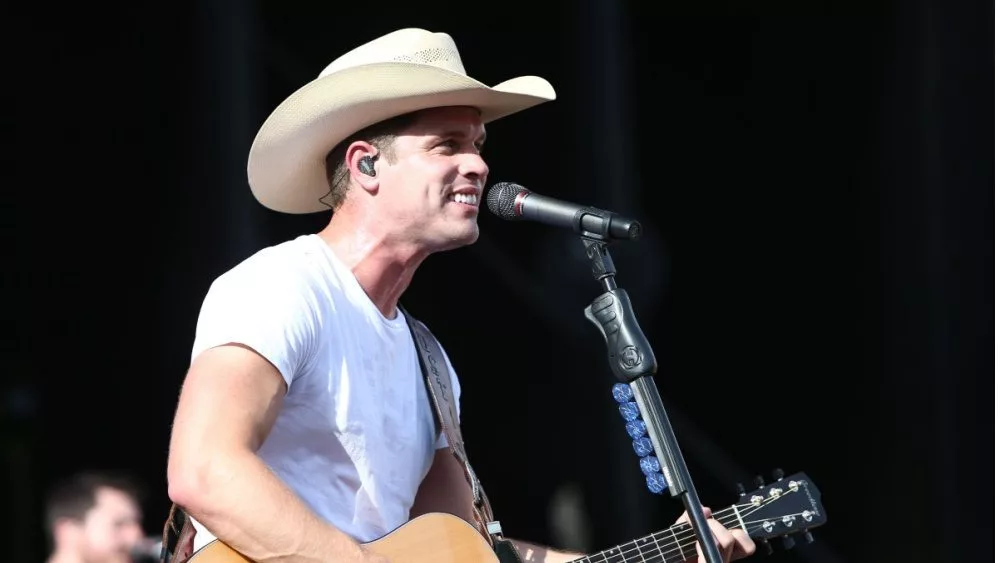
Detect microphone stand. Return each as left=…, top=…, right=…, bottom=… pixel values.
left=580, top=234, right=725, bottom=563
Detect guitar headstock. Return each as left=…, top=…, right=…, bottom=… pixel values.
left=734, top=470, right=827, bottom=552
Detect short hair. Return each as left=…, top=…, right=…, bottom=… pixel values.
left=322, top=111, right=422, bottom=212
left=44, top=471, right=144, bottom=535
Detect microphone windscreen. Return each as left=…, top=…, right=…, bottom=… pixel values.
left=486, top=182, right=527, bottom=220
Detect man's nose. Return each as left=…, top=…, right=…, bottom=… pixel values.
left=461, top=153, right=489, bottom=180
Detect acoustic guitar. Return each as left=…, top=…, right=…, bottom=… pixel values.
left=185, top=471, right=826, bottom=562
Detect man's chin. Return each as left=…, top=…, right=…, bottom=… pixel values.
left=456, top=224, right=480, bottom=246
left=434, top=226, right=479, bottom=252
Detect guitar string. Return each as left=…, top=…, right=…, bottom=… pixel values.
left=583, top=512, right=809, bottom=563
left=573, top=504, right=752, bottom=563
left=675, top=516, right=811, bottom=563
left=660, top=491, right=803, bottom=551
left=601, top=509, right=776, bottom=561
left=571, top=481, right=811, bottom=562
left=574, top=487, right=809, bottom=563
left=578, top=494, right=780, bottom=562
left=662, top=486, right=816, bottom=555
left=576, top=504, right=763, bottom=563
left=611, top=498, right=813, bottom=563
left=576, top=518, right=796, bottom=563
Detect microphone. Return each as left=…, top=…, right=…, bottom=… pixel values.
left=130, top=536, right=164, bottom=561
left=486, top=182, right=642, bottom=241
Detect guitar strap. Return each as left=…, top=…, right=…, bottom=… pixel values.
left=401, top=307, right=523, bottom=563
left=159, top=502, right=193, bottom=563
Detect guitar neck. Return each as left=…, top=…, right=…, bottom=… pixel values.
left=572, top=506, right=740, bottom=563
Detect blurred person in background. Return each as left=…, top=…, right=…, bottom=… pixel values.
left=44, top=470, right=152, bottom=563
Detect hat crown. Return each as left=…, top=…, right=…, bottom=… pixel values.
left=319, top=28, right=467, bottom=79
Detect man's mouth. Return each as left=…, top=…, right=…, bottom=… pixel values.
left=449, top=193, right=479, bottom=206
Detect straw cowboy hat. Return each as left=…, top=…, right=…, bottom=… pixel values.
left=246, top=28, right=557, bottom=214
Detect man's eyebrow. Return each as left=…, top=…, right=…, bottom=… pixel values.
left=437, top=129, right=487, bottom=145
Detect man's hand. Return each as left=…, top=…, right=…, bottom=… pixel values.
left=676, top=506, right=756, bottom=563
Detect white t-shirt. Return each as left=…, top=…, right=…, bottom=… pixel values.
left=186, top=234, right=461, bottom=553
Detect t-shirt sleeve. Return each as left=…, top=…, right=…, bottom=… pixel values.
left=190, top=257, right=319, bottom=390
left=434, top=341, right=463, bottom=450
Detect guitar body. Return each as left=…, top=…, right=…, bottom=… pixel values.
left=186, top=512, right=500, bottom=563
left=183, top=470, right=828, bottom=563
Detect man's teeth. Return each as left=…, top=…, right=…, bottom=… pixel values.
left=450, top=193, right=478, bottom=205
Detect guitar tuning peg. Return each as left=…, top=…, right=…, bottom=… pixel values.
left=772, top=467, right=785, bottom=481
left=759, top=539, right=773, bottom=555
left=735, top=482, right=746, bottom=496
left=802, top=531, right=815, bottom=544
left=753, top=475, right=765, bottom=488
left=781, top=535, right=796, bottom=550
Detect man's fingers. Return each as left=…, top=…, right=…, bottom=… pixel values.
left=673, top=506, right=713, bottom=525
left=708, top=518, right=736, bottom=560
left=690, top=518, right=735, bottom=562
left=674, top=506, right=760, bottom=562
left=729, top=529, right=756, bottom=559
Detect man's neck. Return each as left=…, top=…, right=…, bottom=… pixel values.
left=318, top=220, right=428, bottom=319
left=46, top=550, right=83, bottom=563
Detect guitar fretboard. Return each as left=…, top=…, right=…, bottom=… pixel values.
left=571, top=506, right=739, bottom=563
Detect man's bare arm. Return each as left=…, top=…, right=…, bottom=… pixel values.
left=411, top=449, right=583, bottom=563
left=410, top=449, right=475, bottom=523
left=507, top=539, right=582, bottom=563
left=167, top=344, right=381, bottom=563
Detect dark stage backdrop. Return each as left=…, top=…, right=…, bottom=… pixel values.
left=6, top=2, right=991, bottom=563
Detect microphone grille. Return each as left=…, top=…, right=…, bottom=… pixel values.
left=486, top=182, right=528, bottom=220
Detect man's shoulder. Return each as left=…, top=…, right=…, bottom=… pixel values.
left=237, top=234, right=322, bottom=268
left=214, top=234, right=326, bottom=288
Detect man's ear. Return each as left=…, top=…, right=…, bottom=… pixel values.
left=346, top=141, right=380, bottom=193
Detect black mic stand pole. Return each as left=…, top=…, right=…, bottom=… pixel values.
left=580, top=233, right=725, bottom=563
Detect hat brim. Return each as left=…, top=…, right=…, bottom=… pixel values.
left=247, top=62, right=556, bottom=214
